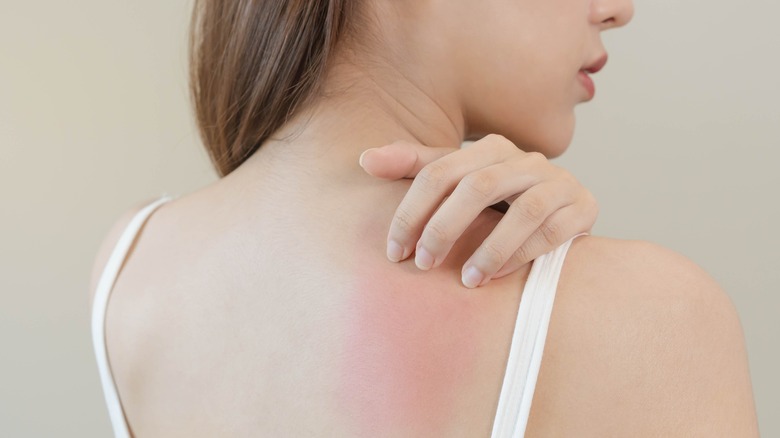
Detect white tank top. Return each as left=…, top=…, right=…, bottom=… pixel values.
left=91, top=195, right=586, bottom=437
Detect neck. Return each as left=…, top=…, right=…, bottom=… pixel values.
left=239, top=58, right=468, bottom=187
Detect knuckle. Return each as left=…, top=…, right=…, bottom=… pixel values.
left=525, top=151, right=548, bottom=164
left=484, top=133, right=507, bottom=144
left=576, top=188, right=599, bottom=221
left=558, top=167, right=578, bottom=184
left=417, top=162, right=449, bottom=192
left=586, top=190, right=600, bottom=216
left=484, top=133, right=515, bottom=153
left=477, top=242, right=507, bottom=271
left=509, top=245, right=533, bottom=266
left=511, top=195, right=547, bottom=224
left=392, top=206, right=416, bottom=236
left=462, top=171, right=498, bottom=198
left=538, top=220, right=563, bottom=246
left=423, top=220, right=450, bottom=247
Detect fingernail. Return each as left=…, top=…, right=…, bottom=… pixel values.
left=359, top=148, right=376, bottom=168
left=415, top=246, right=435, bottom=271
left=387, top=240, right=404, bottom=262
left=462, top=266, right=485, bottom=289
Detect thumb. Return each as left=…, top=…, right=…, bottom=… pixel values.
left=359, top=140, right=459, bottom=180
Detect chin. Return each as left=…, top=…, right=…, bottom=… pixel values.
left=507, top=118, right=575, bottom=159
left=542, top=140, right=571, bottom=159
left=467, top=112, right=575, bottom=158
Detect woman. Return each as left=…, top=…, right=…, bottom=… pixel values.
left=90, top=0, right=759, bottom=436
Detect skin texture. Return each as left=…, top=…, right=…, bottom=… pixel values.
left=91, top=197, right=760, bottom=436
left=335, top=212, right=523, bottom=437
left=338, top=260, right=483, bottom=436
left=89, top=0, right=759, bottom=435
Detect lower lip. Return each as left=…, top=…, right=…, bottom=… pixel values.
left=578, top=70, right=595, bottom=99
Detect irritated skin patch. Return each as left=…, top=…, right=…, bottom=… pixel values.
left=337, top=264, right=486, bottom=437
left=332, top=202, right=520, bottom=436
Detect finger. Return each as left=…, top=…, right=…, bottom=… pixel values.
left=414, top=155, right=576, bottom=270
left=579, top=189, right=600, bottom=234
left=359, top=141, right=458, bottom=180
left=460, top=181, right=576, bottom=288
left=362, top=134, right=522, bottom=180
left=386, top=136, right=533, bottom=262
left=491, top=203, right=594, bottom=279
left=413, top=162, right=541, bottom=270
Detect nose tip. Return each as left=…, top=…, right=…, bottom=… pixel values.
left=621, top=1, right=635, bottom=27
left=594, top=0, right=635, bottom=29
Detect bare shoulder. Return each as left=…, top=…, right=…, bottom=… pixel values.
left=563, top=235, right=731, bottom=303
left=88, top=197, right=165, bottom=304
left=525, top=235, right=759, bottom=437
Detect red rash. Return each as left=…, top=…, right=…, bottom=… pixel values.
left=336, top=260, right=487, bottom=437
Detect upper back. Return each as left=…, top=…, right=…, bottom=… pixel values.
left=91, top=184, right=536, bottom=436
left=90, top=180, right=753, bottom=436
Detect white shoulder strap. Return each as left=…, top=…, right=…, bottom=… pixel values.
left=90, top=195, right=173, bottom=438
left=491, top=232, right=588, bottom=438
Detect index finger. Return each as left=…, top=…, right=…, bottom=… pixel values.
left=359, top=140, right=459, bottom=180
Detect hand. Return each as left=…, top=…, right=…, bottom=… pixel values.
left=358, top=134, right=598, bottom=288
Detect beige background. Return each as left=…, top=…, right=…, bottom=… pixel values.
left=1, top=1, right=777, bottom=436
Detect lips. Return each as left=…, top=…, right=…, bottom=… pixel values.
left=578, top=71, right=595, bottom=100
left=578, top=53, right=608, bottom=100
left=582, top=53, right=608, bottom=74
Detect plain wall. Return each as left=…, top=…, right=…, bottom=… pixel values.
left=1, top=0, right=777, bottom=436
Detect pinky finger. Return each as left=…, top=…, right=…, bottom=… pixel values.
left=491, top=204, right=592, bottom=280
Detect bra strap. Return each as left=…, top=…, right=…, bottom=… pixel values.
left=90, top=195, right=173, bottom=438
left=491, top=232, right=588, bottom=437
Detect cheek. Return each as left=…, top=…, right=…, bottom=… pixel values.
left=456, top=15, right=581, bottom=151
left=497, top=71, right=577, bottom=155
left=495, top=47, right=579, bottom=142
left=515, top=45, right=581, bottom=151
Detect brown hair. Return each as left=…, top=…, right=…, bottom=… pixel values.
left=189, top=0, right=361, bottom=177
